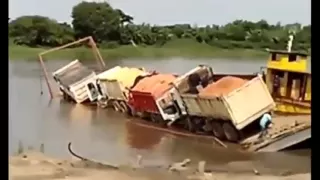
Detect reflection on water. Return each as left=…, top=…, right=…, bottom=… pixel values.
left=125, top=121, right=165, bottom=150
left=9, top=59, right=310, bottom=174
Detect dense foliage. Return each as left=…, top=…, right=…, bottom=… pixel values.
left=9, top=2, right=310, bottom=51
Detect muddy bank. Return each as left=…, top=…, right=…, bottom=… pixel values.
left=9, top=151, right=310, bottom=180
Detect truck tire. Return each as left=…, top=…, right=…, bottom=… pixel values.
left=66, top=94, right=74, bottom=102
left=112, top=101, right=121, bottom=112
left=211, top=121, right=225, bottom=140
left=150, top=114, right=158, bottom=123
left=62, top=92, right=67, bottom=100
left=222, top=122, right=240, bottom=142
left=128, top=106, right=137, bottom=117
left=98, top=101, right=108, bottom=109
left=62, top=92, right=70, bottom=101
left=117, top=101, right=127, bottom=113
left=119, top=101, right=128, bottom=113
left=186, top=118, right=196, bottom=133
left=193, top=117, right=204, bottom=132
left=151, top=114, right=166, bottom=127
left=203, top=120, right=213, bottom=132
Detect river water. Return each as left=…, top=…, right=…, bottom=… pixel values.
left=8, top=58, right=310, bottom=175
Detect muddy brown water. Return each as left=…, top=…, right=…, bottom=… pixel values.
left=9, top=58, right=310, bottom=175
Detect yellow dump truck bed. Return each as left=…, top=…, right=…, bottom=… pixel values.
left=98, top=66, right=148, bottom=101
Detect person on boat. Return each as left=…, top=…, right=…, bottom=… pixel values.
left=258, top=113, right=273, bottom=139
left=273, top=75, right=280, bottom=97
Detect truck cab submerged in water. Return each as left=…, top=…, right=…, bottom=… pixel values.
left=52, top=60, right=98, bottom=103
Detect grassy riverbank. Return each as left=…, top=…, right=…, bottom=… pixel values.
left=9, top=40, right=268, bottom=60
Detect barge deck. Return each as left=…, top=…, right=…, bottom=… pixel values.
left=241, top=115, right=311, bottom=152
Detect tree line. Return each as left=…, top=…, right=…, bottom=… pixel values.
left=9, top=1, right=310, bottom=51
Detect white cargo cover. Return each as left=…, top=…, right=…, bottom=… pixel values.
left=92, top=66, right=148, bottom=102
left=101, top=80, right=125, bottom=100
left=179, top=75, right=275, bottom=130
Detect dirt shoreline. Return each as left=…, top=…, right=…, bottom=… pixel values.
left=9, top=151, right=310, bottom=180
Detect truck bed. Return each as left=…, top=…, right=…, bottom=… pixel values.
left=101, top=80, right=126, bottom=100
left=97, top=66, right=148, bottom=101
left=53, top=60, right=94, bottom=87
left=180, top=75, right=275, bottom=130
left=128, top=91, right=158, bottom=113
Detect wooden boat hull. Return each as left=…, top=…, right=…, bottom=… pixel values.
left=275, top=101, right=311, bottom=115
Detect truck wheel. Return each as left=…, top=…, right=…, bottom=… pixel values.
left=150, top=114, right=158, bottom=123
left=98, top=99, right=108, bottom=108
left=129, top=107, right=137, bottom=117
left=112, top=101, right=121, bottom=112
left=116, top=101, right=126, bottom=113
left=98, top=101, right=107, bottom=109
left=62, top=92, right=70, bottom=101
left=159, top=119, right=167, bottom=128
left=151, top=114, right=166, bottom=127
left=62, top=92, right=67, bottom=100
left=186, top=118, right=196, bottom=133
left=203, top=120, right=213, bottom=133
left=193, top=118, right=204, bottom=132
left=140, top=112, right=149, bottom=120
left=119, top=101, right=128, bottom=113
left=222, top=122, right=240, bottom=142
left=211, top=121, right=225, bottom=140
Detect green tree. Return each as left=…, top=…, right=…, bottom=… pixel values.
left=9, top=15, right=74, bottom=47
left=71, top=2, right=122, bottom=43
left=9, top=1, right=311, bottom=52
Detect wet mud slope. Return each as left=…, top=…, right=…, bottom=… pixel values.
left=10, top=151, right=310, bottom=180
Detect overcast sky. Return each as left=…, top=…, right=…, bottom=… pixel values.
left=9, top=0, right=310, bottom=26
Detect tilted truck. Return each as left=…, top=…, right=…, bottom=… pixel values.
left=155, top=65, right=214, bottom=122
left=127, top=65, right=213, bottom=122
left=168, top=74, right=276, bottom=142
left=156, top=65, right=256, bottom=124
left=52, top=59, right=98, bottom=103
left=88, top=66, right=149, bottom=113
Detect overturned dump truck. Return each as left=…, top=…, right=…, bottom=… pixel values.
left=89, top=66, right=148, bottom=112
left=52, top=60, right=97, bottom=103
left=128, top=65, right=214, bottom=122
left=128, top=73, right=178, bottom=120
left=156, top=65, right=214, bottom=122
left=171, top=74, right=276, bottom=142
